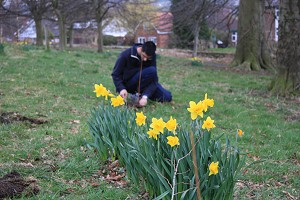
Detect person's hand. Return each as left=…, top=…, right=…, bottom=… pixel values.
left=120, top=89, right=128, bottom=99
left=139, top=96, right=148, bottom=107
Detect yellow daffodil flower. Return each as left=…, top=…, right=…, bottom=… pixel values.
left=150, top=117, right=166, bottom=134
left=238, top=129, right=244, bottom=136
left=202, top=116, right=216, bottom=131
left=111, top=95, right=125, bottom=107
left=103, top=90, right=114, bottom=100
left=147, top=128, right=160, bottom=140
left=203, top=93, right=214, bottom=112
left=136, top=112, right=146, bottom=126
left=187, top=101, right=205, bottom=120
left=209, top=161, right=219, bottom=176
left=167, top=136, right=180, bottom=147
left=166, top=116, right=177, bottom=132
left=94, top=84, right=108, bottom=97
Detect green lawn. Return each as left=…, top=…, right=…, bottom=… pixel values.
left=0, top=44, right=299, bottom=199
left=205, top=47, right=236, bottom=54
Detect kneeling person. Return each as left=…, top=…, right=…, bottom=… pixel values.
left=111, top=41, right=172, bottom=107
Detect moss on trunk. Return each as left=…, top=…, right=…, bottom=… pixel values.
left=231, top=0, right=272, bottom=70
left=269, top=0, right=300, bottom=96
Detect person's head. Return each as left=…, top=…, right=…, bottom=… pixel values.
left=141, top=41, right=156, bottom=61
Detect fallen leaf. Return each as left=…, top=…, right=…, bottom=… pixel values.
left=105, top=173, right=125, bottom=181
left=282, top=190, right=296, bottom=200
left=70, top=120, right=80, bottom=124
left=67, top=188, right=75, bottom=193
left=91, top=182, right=101, bottom=187
left=114, top=180, right=129, bottom=187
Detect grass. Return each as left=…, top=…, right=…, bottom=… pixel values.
left=0, top=44, right=299, bottom=199
left=206, top=47, right=236, bottom=54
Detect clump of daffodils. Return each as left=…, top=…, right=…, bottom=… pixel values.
left=90, top=83, right=245, bottom=199
left=190, top=57, right=203, bottom=66
left=141, top=115, right=179, bottom=147
left=93, top=83, right=124, bottom=107
left=190, top=57, right=202, bottom=62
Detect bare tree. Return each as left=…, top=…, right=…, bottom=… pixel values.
left=50, top=0, right=68, bottom=50
left=0, top=0, right=15, bottom=43
left=49, top=0, right=91, bottom=50
left=1, top=0, right=28, bottom=43
left=89, top=0, right=129, bottom=53
left=20, top=0, right=50, bottom=46
left=231, top=0, right=272, bottom=70
left=269, top=0, right=300, bottom=96
left=171, top=0, right=231, bottom=57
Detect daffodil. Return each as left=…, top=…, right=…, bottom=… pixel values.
left=209, top=161, right=219, bottom=176
left=187, top=101, right=205, bottom=120
left=167, top=136, right=180, bottom=147
left=147, top=128, right=160, bottom=140
left=203, top=93, right=214, bottom=112
left=94, top=84, right=108, bottom=98
left=237, top=129, right=244, bottom=136
left=202, top=116, right=216, bottom=131
left=166, top=116, right=177, bottom=132
left=136, top=112, right=146, bottom=126
left=150, top=117, right=166, bottom=134
left=103, top=90, right=114, bottom=100
left=111, top=95, right=125, bottom=107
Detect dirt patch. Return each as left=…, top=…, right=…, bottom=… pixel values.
left=0, top=112, right=47, bottom=125
left=0, top=171, right=39, bottom=198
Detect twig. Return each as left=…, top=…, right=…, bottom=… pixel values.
left=171, top=137, right=200, bottom=200
left=189, top=131, right=201, bottom=200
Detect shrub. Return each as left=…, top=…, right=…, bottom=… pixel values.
left=103, top=35, right=118, bottom=46
left=88, top=83, right=245, bottom=200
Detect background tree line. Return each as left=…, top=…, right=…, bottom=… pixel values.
left=0, top=0, right=163, bottom=51
left=0, top=0, right=299, bottom=95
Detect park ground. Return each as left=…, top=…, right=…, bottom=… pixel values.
left=0, top=45, right=299, bottom=199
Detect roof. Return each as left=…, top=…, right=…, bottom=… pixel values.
left=17, top=20, right=36, bottom=39
left=153, top=12, right=173, bottom=34
left=16, top=19, right=59, bottom=39
left=73, top=19, right=128, bottom=37
left=103, top=19, right=128, bottom=37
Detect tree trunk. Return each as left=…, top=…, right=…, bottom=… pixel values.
left=44, top=24, right=50, bottom=51
left=231, top=0, right=271, bottom=70
left=34, top=17, right=43, bottom=46
left=68, top=24, right=73, bottom=48
left=56, top=10, right=66, bottom=51
left=269, top=0, right=300, bottom=96
left=192, top=23, right=200, bottom=57
left=96, top=19, right=104, bottom=53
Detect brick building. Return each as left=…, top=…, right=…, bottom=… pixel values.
left=134, top=12, right=173, bottom=48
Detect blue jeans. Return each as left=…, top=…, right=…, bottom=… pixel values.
left=125, top=66, right=172, bottom=102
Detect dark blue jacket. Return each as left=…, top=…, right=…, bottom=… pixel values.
left=111, top=44, right=157, bottom=94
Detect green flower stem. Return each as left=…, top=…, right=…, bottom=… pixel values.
left=189, top=130, right=202, bottom=200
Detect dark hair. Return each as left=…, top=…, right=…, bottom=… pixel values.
left=142, top=41, right=156, bottom=57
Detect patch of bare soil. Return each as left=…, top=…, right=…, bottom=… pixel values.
left=0, top=112, right=47, bottom=125
left=0, top=171, right=39, bottom=198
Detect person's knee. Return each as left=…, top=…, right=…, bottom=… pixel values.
left=155, top=91, right=172, bottom=102
left=142, top=66, right=158, bottom=82
left=164, top=92, right=172, bottom=102
left=147, top=66, right=157, bottom=73
left=143, top=66, right=157, bottom=76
